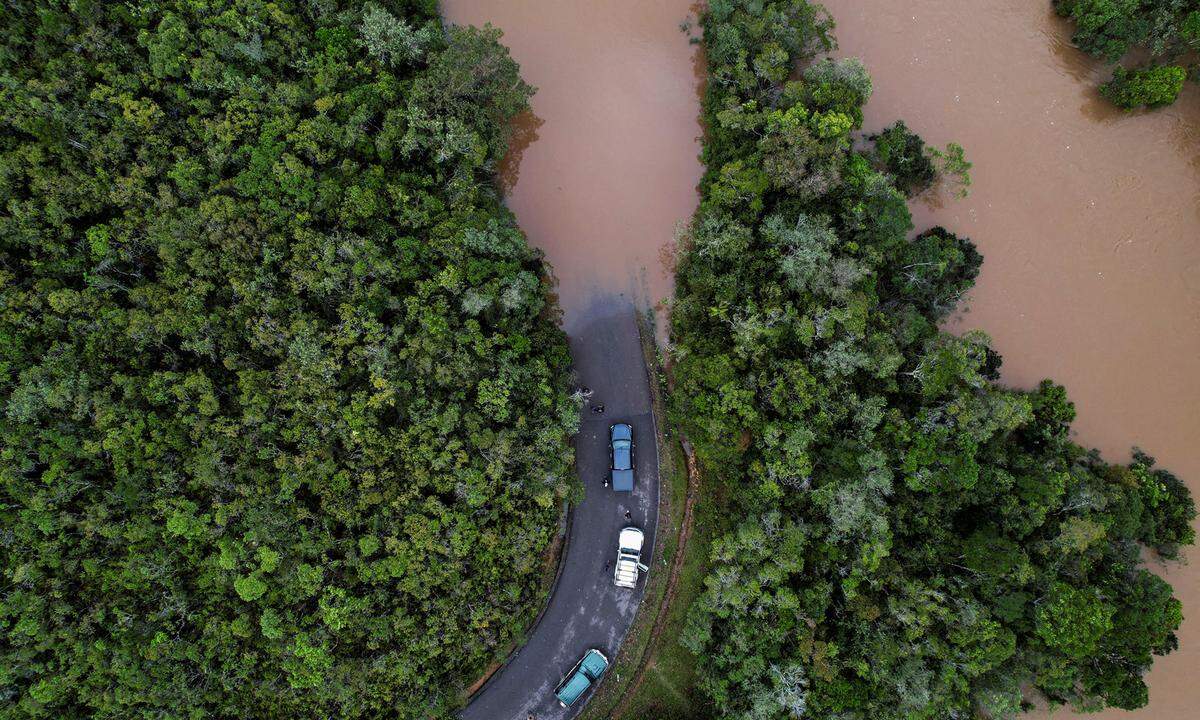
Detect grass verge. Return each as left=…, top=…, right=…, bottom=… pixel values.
left=609, top=442, right=727, bottom=720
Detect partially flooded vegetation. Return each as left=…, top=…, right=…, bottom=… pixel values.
left=667, top=2, right=1194, bottom=718
left=441, top=0, right=704, bottom=338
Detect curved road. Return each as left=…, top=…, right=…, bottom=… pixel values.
left=462, top=295, right=659, bottom=720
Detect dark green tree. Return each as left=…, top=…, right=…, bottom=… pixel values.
left=1053, top=0, right=1200, bottom=108
left=869, top=121, right=937, bottom=197
left=0, top=2, right=577, bottom=718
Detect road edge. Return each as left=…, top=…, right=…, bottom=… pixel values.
left=607, top=434, right=699, bottom=719
left=574, top=310, right=688, bottom=720
left=463, top=500, right=575, bottom=702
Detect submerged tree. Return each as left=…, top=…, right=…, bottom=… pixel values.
left=869, top=121, right=938, bottom=197
left=1101, top=64, right=1188, bottom=109
left=1053, top=0, right=1199, bottom=109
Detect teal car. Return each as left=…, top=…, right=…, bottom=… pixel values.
left=554, top=648, right=609, bottom=708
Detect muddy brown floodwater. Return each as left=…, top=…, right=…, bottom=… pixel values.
left=443, top=0, right=1200, bottom=717
left=821, top=1, right=1200, bottom=718
left=440, top=0, right=703, bottom=341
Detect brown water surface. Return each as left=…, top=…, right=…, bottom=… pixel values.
left=819, top=2, right=1200, bottom=718
left=440, top=0, right=703, bottom=339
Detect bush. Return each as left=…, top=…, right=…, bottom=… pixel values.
left=1101, top=65, right=1188, bottom=109
left=869, top=121, right=937, bottom=197
left=1054, top=0, right=1198, bottom=108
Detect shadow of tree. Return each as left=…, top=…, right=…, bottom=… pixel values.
left=499, top=110, right=545, bottom=195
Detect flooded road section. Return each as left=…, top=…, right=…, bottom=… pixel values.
left=440, top=0, right=703, bottom=338
left=820, top=1, right=1200, bottom=718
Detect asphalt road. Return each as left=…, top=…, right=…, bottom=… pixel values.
left=461, top=295, right=659, bottom=720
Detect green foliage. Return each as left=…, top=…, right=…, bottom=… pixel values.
left=796, top=58, right=873, bottom=128
left=928, top=142, right=973, bottom=198
left=1055, top=0, right=1146, bottom=61
left=869, top=121, right=937, bottom=197
left=360, top=3, right=438, bottom=66
left=671, top=2, right=1196, bottom=719
left=1053, top=0, right=1199, bottom=108
left=1101, top=64, right=1188, bottom=109
left=885, top=227, right=982, bottom=320
left=0, top=2, right=577, bottom=718
left=699, top=0, right=836, bottom=184
left=1035, top=583, right=1115, bottom=659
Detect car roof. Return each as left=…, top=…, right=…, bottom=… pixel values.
left=612, top=442, right=631, bottom=470
left=619, top=527, right=644, bottom=551
left=556, top=671, right=590, bottom=705
left=612, top=468, right=634, bottom=492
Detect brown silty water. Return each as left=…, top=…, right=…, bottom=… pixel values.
left=440, top=0, right=704, bottom=341
left=443, top=0, right=1200, bottom=716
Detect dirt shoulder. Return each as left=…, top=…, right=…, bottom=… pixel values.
left=606, top=436, right=701, bottom=719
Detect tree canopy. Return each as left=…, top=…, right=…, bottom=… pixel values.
left=671, top=2, right=1196, bottom=719
left=1052, top=0, right=1200, bottom=109
left=0, top=1, right=577, bottom=717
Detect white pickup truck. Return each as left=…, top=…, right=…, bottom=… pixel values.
left=613, top=526, right=649, bottom=589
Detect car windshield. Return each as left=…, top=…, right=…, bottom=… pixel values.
left=580, top=650, right=608, bottom=679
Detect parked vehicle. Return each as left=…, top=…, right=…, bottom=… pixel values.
left=613, top=527, right=649, bottom=588
left=554, top=648, right=609, bottom=708
left=608, top=423, right=635, bottom=491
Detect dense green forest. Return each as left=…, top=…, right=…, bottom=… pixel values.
left=670, top=1, right=1196, bottom=719
left=0, top=1, right=578, bottom=718
left=1053, top=0, right=1200, bottom=108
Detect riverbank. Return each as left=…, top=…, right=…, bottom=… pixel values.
left=819, top=3, right=1200, bottom=718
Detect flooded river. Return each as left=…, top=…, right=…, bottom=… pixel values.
left=443, top=0, right=1199, bottom=717
left=824, top=2, right=1200, bottom=718
left=440, top=0, right=703, bottom=339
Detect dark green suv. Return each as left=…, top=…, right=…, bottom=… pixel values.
left=554, top=648, right=608, bottom=708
